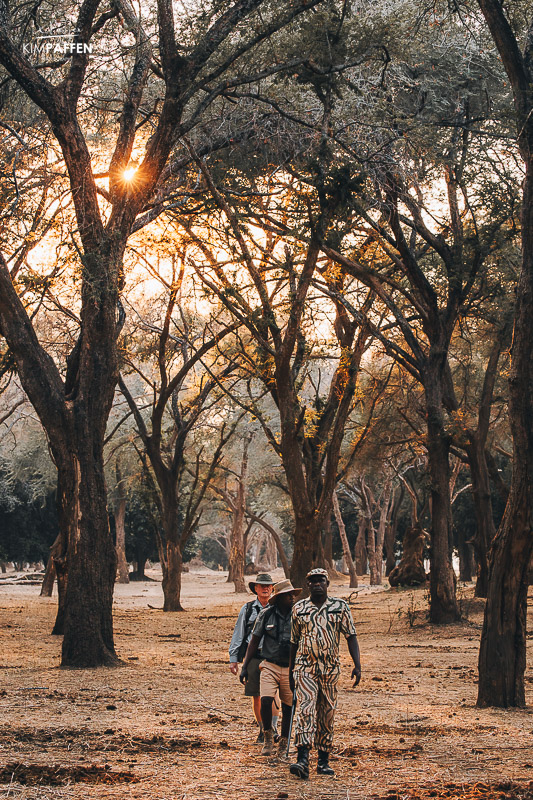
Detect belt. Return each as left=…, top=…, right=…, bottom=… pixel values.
left=267, top=658, right=290, bottom=668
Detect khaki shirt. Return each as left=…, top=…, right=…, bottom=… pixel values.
left=291, top=596, right=357, bottom=674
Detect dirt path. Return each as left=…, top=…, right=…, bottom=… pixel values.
left=1, top=569, right=532, bottom=800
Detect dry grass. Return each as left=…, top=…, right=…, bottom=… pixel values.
left=0, top=570, right=532, bottom=799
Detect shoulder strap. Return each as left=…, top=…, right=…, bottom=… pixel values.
left=244, top=599, right=256, bottom=629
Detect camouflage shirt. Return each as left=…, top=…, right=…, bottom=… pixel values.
left=291, top=596, right=357, bottom=674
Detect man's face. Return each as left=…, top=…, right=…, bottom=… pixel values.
left=277, top=591, right=296, bottom=611
left=308, top=575, right=328, bottom=602
left=255, top=584, right=273, bottom=604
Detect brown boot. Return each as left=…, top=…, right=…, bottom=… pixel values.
left=277, top=736, right=289, bottom=759
left=261, top=729, right=275, bottom=756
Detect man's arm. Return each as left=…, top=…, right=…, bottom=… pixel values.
left=289, top=603, right=300, bottom=692
left=239, top=634, right=261, bottom=683
left=229, top=604, right=248, bottom=673
left=347, top=634, right=361, bottom=687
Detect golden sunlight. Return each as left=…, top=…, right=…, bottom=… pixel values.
left=123, top=165, right=137, bottom=182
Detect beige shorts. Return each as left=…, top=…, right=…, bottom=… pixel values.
left=259, top=661, right=292, bottom=706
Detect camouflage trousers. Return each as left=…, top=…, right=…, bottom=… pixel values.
left=293, top=668, right=339, bottom=752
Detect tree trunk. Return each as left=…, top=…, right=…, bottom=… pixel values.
left=264, top=533, right=278, bottom=571
left=466, top=439, right=494, bottom=596
left=60, top=450, right=118, bottom=666
left=355, top=516, right=368, bottom=575
left=114, top=463, right=129, bottom=584
left=424, top=360, right=460, bottom=623
left=457, top=531, right=475, bottom=583
left=477, top=486, right=533, bottom=707
left=290, top=514, right=325, bottom=589
left=388, top=526, right=428, bottom=588
left=162, top=539, right=184, bottom=611
left=333, top=492, right=357, bottom=588
left=246, top=513, right=290, bottom=577
left=374, top=477, right=393, bottom=586
left=477, top=163, right=533, bottom=707
left=41, top=533, right=60, bottom=597
left=158, top=482, right=186, bottom=611
left=0, top=247, right=120, bottom=666
left=323, top=514, right=336, bottom=577
left=134, top=555, right=147, bottom=580
left=228, top=439, right=251, bottom=594
left=51, top=556, right=68, bottom=636
left=384, top=486, right=402, bottom=577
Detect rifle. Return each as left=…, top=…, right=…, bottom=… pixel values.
left=286, top=689, right=297, bottom=757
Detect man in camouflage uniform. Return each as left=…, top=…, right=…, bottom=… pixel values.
left=288, top=568, right=361, bottom=779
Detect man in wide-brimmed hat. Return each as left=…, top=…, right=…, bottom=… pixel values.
left=229, top=573, right=276, bottom=741
left=288, top=568, right=361, bottom=780
left=240, top=578, right=301, bottom=757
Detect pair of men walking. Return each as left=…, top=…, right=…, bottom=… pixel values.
left=239, top=568, right=361, bottom=780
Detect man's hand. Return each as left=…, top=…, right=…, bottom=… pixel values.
left=239, top=666, right=248, bottom=685
left=229, top=663, right=239, bottom=676
left=351, top=665, right=361, bottom=687
left=289, top=670, right=295, bottom=693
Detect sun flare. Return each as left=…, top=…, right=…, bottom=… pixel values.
left=123, top=166, right=137, bottom=182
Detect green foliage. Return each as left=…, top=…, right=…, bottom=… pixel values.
left=199, top=536, right=228, bottom=570
left=0, top=471, right=57, bottom=564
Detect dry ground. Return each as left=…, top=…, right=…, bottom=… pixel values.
left=1, top=568, right=533, bottom=800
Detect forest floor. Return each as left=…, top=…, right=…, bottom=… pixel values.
left=1, top=568, right=533, bottom=800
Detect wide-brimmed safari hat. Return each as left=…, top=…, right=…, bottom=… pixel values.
left=268, top=579, right=302, bottom=604
left=249, top=573, right=274, bottom=593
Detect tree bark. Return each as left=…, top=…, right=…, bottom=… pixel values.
left=475, top=0, right=533, bottom=707
left=424, top=358, right=460, bottom=623
left=355, top=515, right=368, bottom=575
left=51, top=555, right=68, bottom=636
left=60, top=450, right=118, bottom=665
left=333, top=492, right=357, bottom=588
left=466, top=438, right=494, bottom=596
left=162, top=539, right=184, bottom=612
left=229, top=440, right=251, bottom=594
left=114, top=463, right=129, bottom=584
left=246, top=512, right=290, bottom=577
left=384, top=486, right=402, bottom=577
left=40, top=533, right=60, bottom=597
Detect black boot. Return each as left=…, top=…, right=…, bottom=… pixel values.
left=317, top=750, right=335, bottom=776
left=289, top=746, right=310, bottom=780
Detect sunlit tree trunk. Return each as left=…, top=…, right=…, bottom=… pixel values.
left=333, top=492, right=357, bottom=588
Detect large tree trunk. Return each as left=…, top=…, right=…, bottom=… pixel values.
left=477, top=165, right=533, bottom=707
left=388, top=526, right=428, bottom=588
left=424, top=360, right=460, bottom=623
left=60, top=446, right=118, bottom=666
left=0, top=243, right=120, bottom=666
left=290, top=513, right=325, bottom=589
left=333, top=492, right=357, bottom=588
